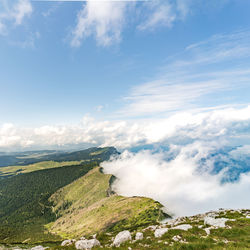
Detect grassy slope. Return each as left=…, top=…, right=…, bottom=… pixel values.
left=51, top=210, right=250, bottom=250
left=0, top=162, right=96, bottom=244
left=47, top=167, right=165, bottom=238
left=0, top=161, right=83, bottom=178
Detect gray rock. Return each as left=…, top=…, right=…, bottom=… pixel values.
left=135, top=232, right=143, bottom=241
left=172, top=235, right=181, bottom=242
left=30, top=246, right=47, bottom=250
left=75, top=239, right=100, bottom=250
left=113, top=230, right=132, bottom=247
left=154, top=228, right=168, bottom=238
left=204, top=227, right=211, bottom=235
left=172, top=224, right=192, bottom=231
left=204, top=217, right=229, bottom=228
left=61, top=239, right=75, bottom=246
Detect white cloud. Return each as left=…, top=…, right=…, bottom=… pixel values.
left=70, top=0, right=197, bottom=47
left=102, top=147, right=250, bottom=216
left=137, top=1, right=176, bottom=31
left=0, top=105, right=250, bottom=150
left=12, top=0, right=32, bottom=25
left=118, top=30, right=250, bottom=117
left=71, top=0, right=128, bottom=47
left=0, top=0, right=32, bottom=35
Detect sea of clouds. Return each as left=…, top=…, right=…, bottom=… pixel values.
left=1, top=105, right=250, bottom=216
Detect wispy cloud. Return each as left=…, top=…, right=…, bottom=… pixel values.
left=70, top=0, right=195, bottom=47
left=0, top=0, right=32, bottom=35
left=118, top=30, right=250, bottom=117
left=71, top=1, right=129, bottom=47
left=137, top=0, right=192, bottom=31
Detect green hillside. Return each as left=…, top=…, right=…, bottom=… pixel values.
left=0, top=161, right=96, bottom=244
left=0, top=160, right=82, bottom=179
left=47, top=167, right=166, bottom=238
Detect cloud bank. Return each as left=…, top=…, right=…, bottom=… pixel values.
left=1, top=105, right=250, bottom=150
left=102, top=147, right=250, bottom=216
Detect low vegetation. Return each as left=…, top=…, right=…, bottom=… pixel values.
left=0, top=160, right=82, bottom=179
left=47, top=167, right=166, bottom=238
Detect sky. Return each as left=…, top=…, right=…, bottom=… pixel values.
left=0, top=0, right=250, bottom=150
left=0, top=0, right=249, bottom=127
left=1, top=0, right=250, bottom=216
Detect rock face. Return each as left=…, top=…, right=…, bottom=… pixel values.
left=154, top=228, right=168, bottom=238
left=172, top=224, right=192, bottom=231
left=135, top=232, right=143, bottom=240
left=204, top=217, right=229, bottom=228
left=113, top=230, right=132, bottom=247
left=75, top=239, right=100, bottom=250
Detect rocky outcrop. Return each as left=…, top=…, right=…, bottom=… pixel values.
left=61, top=239, right=76, bottom=246
left=154, top=228, right=168, bottom=238
left=113, top=230, right=132, bottom=247
left=172, top=224, right=192, bottom=231
left=204, top=217, right=229, bottom=228
left=75, top=239, right=100, bottom=250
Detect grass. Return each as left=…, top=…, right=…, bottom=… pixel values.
left=47, top=167, right=166, bottom=239
left=0, top=160, right=83, bottom=178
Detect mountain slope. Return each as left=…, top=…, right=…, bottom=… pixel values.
left=0, top=147, right=118, bottom=244
left=0, top=162, right=96, bottom=244
left=47, top=167, right=167, bottom=238
left=0, top=147, right=118, bottom=168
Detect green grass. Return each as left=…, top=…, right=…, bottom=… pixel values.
left=0, top=162, right=97, bottom=244
left=0, top=160, right=83, bottom=178
left=47, top=167, right=166, bottom=239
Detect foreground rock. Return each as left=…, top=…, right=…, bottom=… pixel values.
left=135, top=232, right=143, bottom=240
left=30, top=246, right=48, bottom=250
left=172, top=224, right=192, bottom=231
left=61, top=239, right=76, bottom=246
left=113, top=230, right=132, bottom=247
left=75, top=239, right=100, bottom=250
left=154, top=228, right=168, bottom=238
left=204, top=217, right=229, bottom=228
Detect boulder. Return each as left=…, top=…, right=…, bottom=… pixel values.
left=61, top=239, right=75, bottom=246
left=204, top=217, right=229, bottom=228
left=204, top=227, right=211, bottom=235
left=113, top=230, right=132, bottom=247
left=172, top=224, right=192, bottom=231
left=135, top=232, right=143, bottom=241
left=154, top=228, right=168, bottom=238
left=172, top=235, right=182, bottom=242
left=75, top=239, right=100, bottom=250
left=30, top=246, right=47, bottom=250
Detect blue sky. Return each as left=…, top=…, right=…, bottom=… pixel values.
left=0, top=0, right=250, bottom=150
